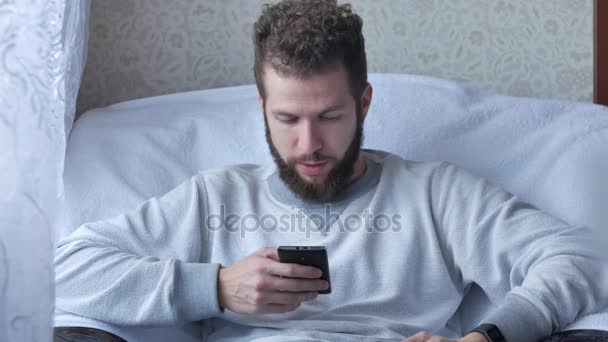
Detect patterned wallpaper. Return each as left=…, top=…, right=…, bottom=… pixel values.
left=76, top=0, right=593, bottom=115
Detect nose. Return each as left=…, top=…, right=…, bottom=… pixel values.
left=297, top=121, right=322, bottom=156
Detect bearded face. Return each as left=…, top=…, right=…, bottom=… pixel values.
left=265, top=103, right=364, bottom=202
left=259, top=63, right=371, bottom=202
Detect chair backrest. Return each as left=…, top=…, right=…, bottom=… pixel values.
left=65, top=73, right=608, bottom=332
left=67, top=73, right=608, bottom=234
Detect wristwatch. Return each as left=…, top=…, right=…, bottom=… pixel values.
left=470, top=323, right=506, bottom=342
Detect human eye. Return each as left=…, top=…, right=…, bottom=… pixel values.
left=320, top=114, right=341, bottom=121
left=276, top=114, right=297, bottom=123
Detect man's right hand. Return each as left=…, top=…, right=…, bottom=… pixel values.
left=217, top=247, right=329, bottom=315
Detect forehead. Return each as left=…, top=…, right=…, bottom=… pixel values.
left=262, top=64, right=352, bottom=113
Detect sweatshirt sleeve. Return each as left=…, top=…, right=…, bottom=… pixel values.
left=431, top=162, right=608, bottom=342
left=55, top=174, right=223, bottom=326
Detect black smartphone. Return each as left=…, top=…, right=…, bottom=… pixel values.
left=277, top=246, right=331, bottom=294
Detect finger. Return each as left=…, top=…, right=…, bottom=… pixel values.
left=428, top=337, right=450, bottom=342
left=256, top=302, right=301, bottom=315
left=267, top=260, right=323, bottom=279
left=403, top=331, right=432, bottom=342
left=255, top=247, right=280, bottom=262
left=256, top=290, right=318, bottom=305
left=252, top=274, right=328, bottom=292
left=269, top=275, right=328, bottom=292
left=402, top=336, right=421, bottom=342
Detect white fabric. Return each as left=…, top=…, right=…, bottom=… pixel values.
left=61, top=73, right=608, bottom=339
left=0, top=1, right=89, bottom=341
left=57, top=0, right=90, bottom=137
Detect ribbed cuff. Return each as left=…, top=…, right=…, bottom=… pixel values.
left=174, top=262, right=223, bottom=322
left=482, top=294, right=552, bottom=342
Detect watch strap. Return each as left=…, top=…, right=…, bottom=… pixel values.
left=470, top=323, right=506, bottom=342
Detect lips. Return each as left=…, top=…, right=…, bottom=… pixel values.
left=297, top=160, right=328, bottom=176
left=301, top=161, right=326, bottom=166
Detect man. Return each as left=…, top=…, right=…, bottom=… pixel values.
left=55, top=1, right=608, bottom=341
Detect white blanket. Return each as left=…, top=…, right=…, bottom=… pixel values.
left=61, top=73, right=608, bottom=339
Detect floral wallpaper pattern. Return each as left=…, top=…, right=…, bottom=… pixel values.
left=76, top=0, right=593, bottom=115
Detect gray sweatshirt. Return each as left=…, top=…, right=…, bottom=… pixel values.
left=55, top=150, right=608, bottom=342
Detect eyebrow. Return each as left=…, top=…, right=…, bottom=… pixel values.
left=272, top=104, right=346, bottom=117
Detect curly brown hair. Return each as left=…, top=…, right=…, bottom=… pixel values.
left=253, top=0, right=367, bottom=101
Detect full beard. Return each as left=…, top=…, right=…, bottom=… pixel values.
left=264, top=103, right=364, bottom=202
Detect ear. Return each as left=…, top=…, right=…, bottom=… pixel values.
left=359, top=82, right=373, bottom=121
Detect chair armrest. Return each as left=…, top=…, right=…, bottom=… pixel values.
left=54, top=326, right=127, bottom=342
left=540, top=329, right=608, bottom=341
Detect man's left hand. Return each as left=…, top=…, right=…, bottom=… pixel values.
left=402, top=331, right=488, bottom=342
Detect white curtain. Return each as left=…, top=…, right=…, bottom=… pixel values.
left=0, top=1, right=89, bottom=341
